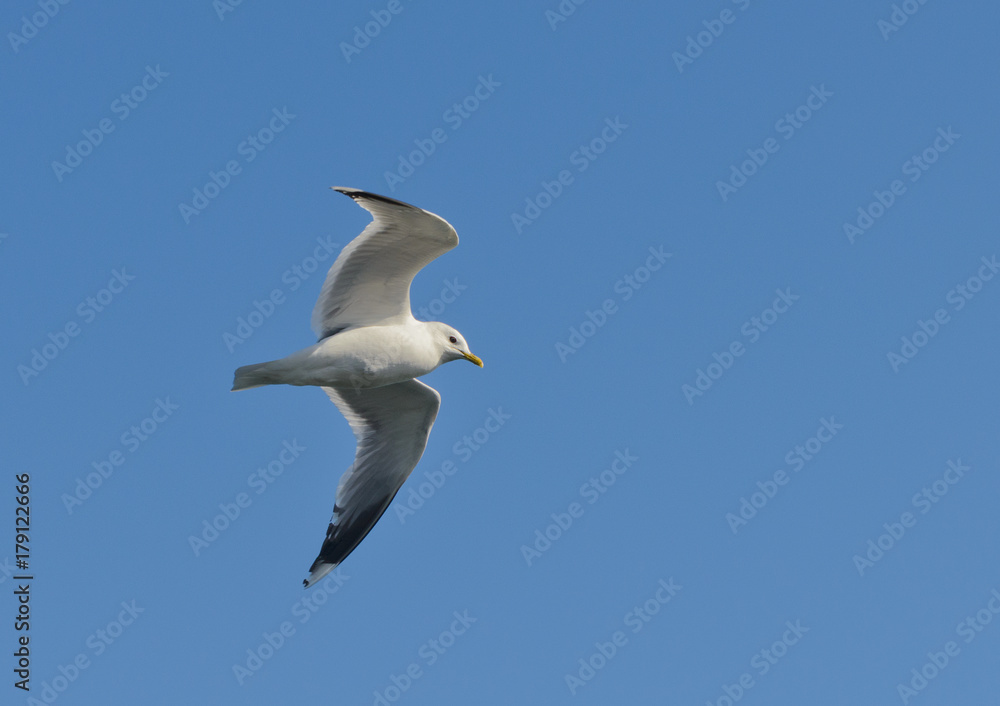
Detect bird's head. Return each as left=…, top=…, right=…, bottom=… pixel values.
left=431, top=322, right=483, bottom=368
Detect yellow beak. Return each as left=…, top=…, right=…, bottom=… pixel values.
left=462, top=351, right=484, bottom=368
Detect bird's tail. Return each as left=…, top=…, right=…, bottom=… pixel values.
left=232, top=361, right=280, bottom=391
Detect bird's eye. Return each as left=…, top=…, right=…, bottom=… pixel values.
left=449, top=336, right=458, bottom=344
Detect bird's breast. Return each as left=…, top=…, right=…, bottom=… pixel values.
left=307, top=325, right=438, bottom=388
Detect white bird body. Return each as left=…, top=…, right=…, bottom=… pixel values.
left=232, top=187, right=482, bottom=588
left=233, top=320, right=448, bottom=391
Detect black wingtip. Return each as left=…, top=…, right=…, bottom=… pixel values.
left=330, top=186, right=423, bottom=211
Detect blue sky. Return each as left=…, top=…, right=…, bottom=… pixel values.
left=3, top=1, right=1000, bottom=704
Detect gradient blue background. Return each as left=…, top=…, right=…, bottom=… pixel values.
left=3, top=1, right=999, bottom=704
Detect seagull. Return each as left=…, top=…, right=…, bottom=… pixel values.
left=232, top=187, right=483, bottom=588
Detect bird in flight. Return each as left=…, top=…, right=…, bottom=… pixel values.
left=232, top=188, right=483, bottom=587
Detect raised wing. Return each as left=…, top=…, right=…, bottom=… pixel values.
left=311, top=188, right=459, bottom=339
left=304, top=379, right=441, bottom=587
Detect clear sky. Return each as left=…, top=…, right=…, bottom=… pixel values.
left=3, top=1, right=1000, bottom=704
